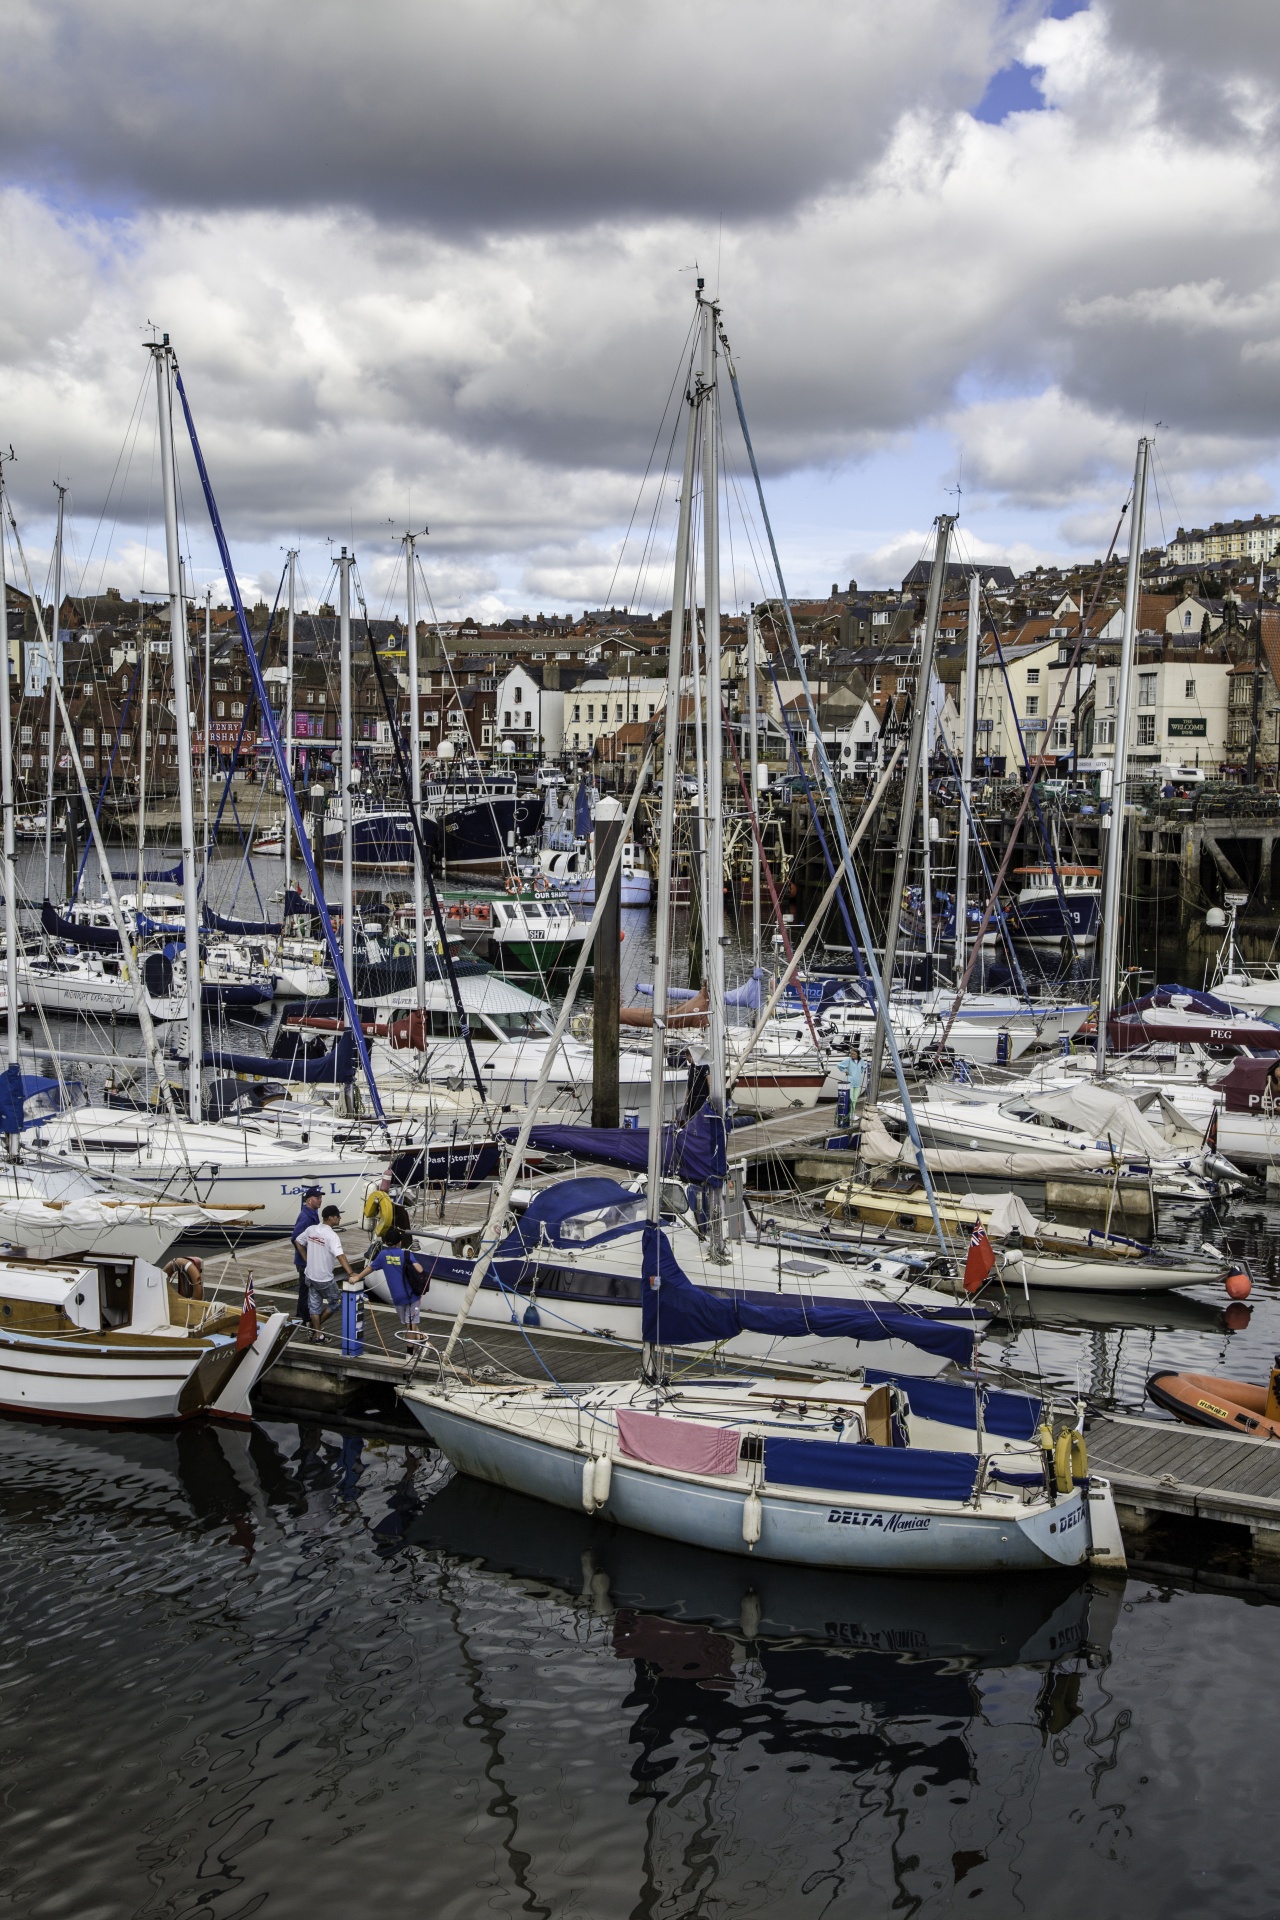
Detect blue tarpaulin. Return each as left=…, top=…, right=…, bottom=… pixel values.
left=864, top=1368, right=1042, bottom=1441
left=41, top=901, right=120, bottom=952
left=639, top=1224, right=977, bottom=1366
left=763, top=1433, right=979, bottom=1502
left=725, top=968, right=765, bottom=1009
left=493, top=1177, right=642, bottom=1264
left=0, top=1066, right=59, bottom=1133
left=201, top=1030, right=357, bottom=1084
left=110, top=861, right=183, bottom=884
left=502, top=1107, right=728, bottom=1185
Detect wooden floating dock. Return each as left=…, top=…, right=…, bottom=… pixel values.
left=1087, top=1412, right=1280, bottom=1555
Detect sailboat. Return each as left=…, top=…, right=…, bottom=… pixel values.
left=395, top=290, right=1125, bottom=1574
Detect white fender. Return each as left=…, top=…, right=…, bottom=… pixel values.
left=592, top=1452, right=612, bottom=1509
left=582, top=1457, right=598, bottom=1512
left=742, top=1489, right=762, bottom=1548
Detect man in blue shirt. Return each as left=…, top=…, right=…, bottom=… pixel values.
left=291, top=1185, right=325, bottom=1321
left=358, top=1227, right=427, bottom=1346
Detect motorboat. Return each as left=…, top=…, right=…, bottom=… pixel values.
left=1107, top=985, right=1280, bottom=1052
left=0, top=1248, right=291, bottom=1423
left=812, top=998, right=1038, bottom=1067
left=401, top=1355, right=1125, bottom=1574
left=394, top=1174, right=987, bottom=1378
left=486, top=893, right=591, bottom=977
left=1147, top=1366, right=1280, bottom=1439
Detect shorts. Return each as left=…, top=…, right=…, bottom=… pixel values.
left=307, top=1278, right=342, bottom=1318
left=395, top=1298, right=421, bottom=1329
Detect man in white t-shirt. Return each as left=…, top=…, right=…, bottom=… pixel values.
left=294, top=1204, right=360, bottom=1339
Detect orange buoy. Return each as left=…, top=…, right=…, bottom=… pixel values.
left=1225, top=1269, right=1252, bottom=1300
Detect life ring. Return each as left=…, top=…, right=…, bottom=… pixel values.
left=446, top=905, right=463, bottom=921
left=473, top=904, right=491, bottom=922
left=506, top=877, right=518, bottom=893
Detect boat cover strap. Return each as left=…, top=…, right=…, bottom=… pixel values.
left=764, top=1434, right=979, bottom=1501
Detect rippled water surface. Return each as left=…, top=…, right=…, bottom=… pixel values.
left=1, top=1418, right=1278, bottom=1919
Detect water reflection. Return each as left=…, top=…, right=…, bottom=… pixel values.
left=0, top=1417, right=1275, bottom=1918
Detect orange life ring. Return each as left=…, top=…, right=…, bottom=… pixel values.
left=474, top=904, right=491, bottom=922
left=446, top=905, right=463, bottom=921
left=506, top=877, right=518, bottom=893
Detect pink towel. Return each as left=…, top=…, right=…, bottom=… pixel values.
left=616, top=1409, right=741, bottom=1477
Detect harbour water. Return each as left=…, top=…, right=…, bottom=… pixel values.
left=3, top=1413, right=1280, bottom=1917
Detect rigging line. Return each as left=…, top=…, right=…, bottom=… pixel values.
left=602, top=310, right=700, bottom=615
left=938, top=498, right=1132, bottom=1048
left=69, top=361, right=153, bottom=611
left=172, top=363, right=387, bottom=1129
left=352, top=566, right=490, bottom=1108
left=198, top=559, right=287, bottom=901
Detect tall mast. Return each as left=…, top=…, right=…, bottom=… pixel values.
left=135, top=604, right=150, bottom=900
left=747, top=606, right=761, bottom=973
left=0, top=484, right=19, bottom=1106
left=284, top=549, right=296, bottom=900
left=698, top=293, right=728, bottom=1205
left=42, top=481, right=65, bottom=902
left=338, top=547, right=354, bottom=989
left=646, top=320, right=702, bottom=1223
left=405, top=530, right=426, bottom=1011
left=867, top=513, right=954, bottom=1101
left=1095, top=436, right=1149, bottom=1075
left=921, top=749, right=933, bottom=962
left=955, top=567, right=980, bottom=976
left=151, top=337, right=202, bottom=1121
left=202, top=584, right=211, bottom=863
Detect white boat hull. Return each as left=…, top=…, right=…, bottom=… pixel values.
left=0, top=1312, right=290, bottom=1423
left=404, top=1397, right=1099, bottom=1574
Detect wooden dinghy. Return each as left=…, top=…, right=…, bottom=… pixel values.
left=1147, top=1366, right=1280, bottom=1441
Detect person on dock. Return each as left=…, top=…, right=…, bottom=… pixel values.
left=358, top=1227, right=428, bottom=1346
left=294, top=1203, right=360, bottom=1341
left=291, top=1185, right=325, bottom=1321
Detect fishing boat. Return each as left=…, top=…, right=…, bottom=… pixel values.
left=1008, top=866, right=1102, bottom=947
left=0, top=1248, right=291, bottom=1424
left=1147, top=1365, right=1280, bottom=1440
left=486, top=892, right=591, bottom=976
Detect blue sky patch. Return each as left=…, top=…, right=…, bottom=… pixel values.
left=973, top=61, right=1047, bottom=125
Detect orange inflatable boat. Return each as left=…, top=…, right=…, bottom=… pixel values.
left=1147, top=1362, right=1280, bottom=1441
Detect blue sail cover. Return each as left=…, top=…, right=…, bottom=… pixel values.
left=725, top=968, right=764, bottom=1009
left=639, top=1224, right=977, bottom=1366
left=110, top=861, right=183, bottom=884
left=763, top=1434, right=979, bottom=1502
left=201, top=1030, right=357, bottom=1084
left=205, top=907, right=284, bottom=936
left=574, top=784, right=592, bottom=838
left=0, top=1066, right=59, bottom=1133
left=502, top=1107, right=728, bottom=1185
left=1125, top=984, right=1254, bottom=1020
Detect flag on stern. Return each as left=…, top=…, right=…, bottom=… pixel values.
left=235, top=1273, right=259, bottom=1350
left=963, top=1222, right=997, bottom=1296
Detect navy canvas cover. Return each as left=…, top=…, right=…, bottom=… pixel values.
left=504, top=1106, right=728, bottom=1185
left=639, top=1224, right=976, bottom=1366
left=204, top=907, right=284, bottom=936
left=764, top=1433, right=979, bottom=1502
left=0, top=1066, right=59, bottom=1132
left=201, top=1029, right=357, bottom=1084
left=494, top=1177, right=642, bottom=1263
left=41, top=901, right=120, bottom=952
left=109, top=861, right=183, bottom=883
left=864, top=1368, right=1042, bottom=1440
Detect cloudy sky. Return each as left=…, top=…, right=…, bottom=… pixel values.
left=3, top=0, right=1280, bottom=617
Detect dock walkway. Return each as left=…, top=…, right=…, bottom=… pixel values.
left=1087, top=1412, right=1280, bottom=1553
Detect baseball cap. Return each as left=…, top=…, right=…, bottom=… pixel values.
left=302, top=1183, right=325, bottom=1199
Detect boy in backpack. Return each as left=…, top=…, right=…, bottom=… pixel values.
left=358, top=1227, right=428, bottom=1346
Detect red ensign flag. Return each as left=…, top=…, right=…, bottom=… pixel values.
left=235, top=1273, right=259, bottom=1350
left=963, top=1222, right=997, bottom=1296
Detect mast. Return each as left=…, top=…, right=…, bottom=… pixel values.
left=867, top=513, right=954, bottom=1101
left=0, top=484, right=19, bottom=1117
left=955, top=567, right=980, bottom=975
left=284, top=550, right=296, bottom=900
left=698, top=291, right=728, bottom=1244
left=338, top=547, right=354, bottom=989
left=151, top=336, right=202, bottom=1122
left=405, top=530, right=427, bottom=1011
left=920, top=749, right=933, bottom=962
left=42, top=482, right=65, bottom=902
left=1095, top=436, right=1150, bottom=1074
left=645, top=317, right=702, bottom=1224
left=747, top=606, right=761, bottom=973
left=202, top=584, right=211, bottom=863
left=135, top=605, right=150, bottom=901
